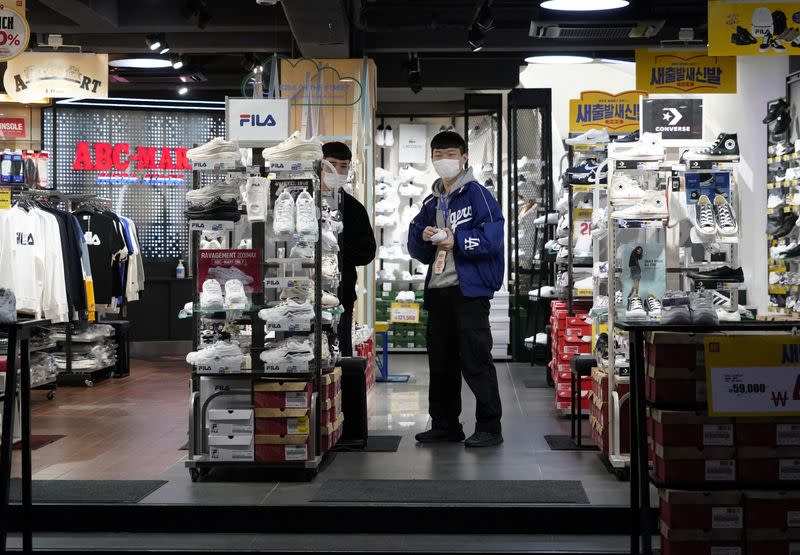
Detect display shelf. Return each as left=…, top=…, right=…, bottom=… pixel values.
left=263, top=277, right=313, bottom=288
left=266, top=160, right=317, bottom=172
left=191, top=159, right=243, bottom=171
left=681, top=159, right=740, bottom=171
left=56, top=364, right=116, bottom=387
left=29, top=343, right=57, bottom=353
left=188, top=220, right=236, bottom=232
left=264, top=258, right=315, bottom=268
left=388, top=347, right=427, bottom=353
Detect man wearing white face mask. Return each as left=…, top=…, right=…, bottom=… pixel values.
left=322, top=142, right=376, bottom=357
left=407, top=131, right=505, bottom=448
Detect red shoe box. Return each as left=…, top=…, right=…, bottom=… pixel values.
left=660, top=490, right=743, bottom=532
left=646, top=365, right=707, bottom=406
left=590, top=414, right=605, bottom=453
left=737, top=448, right=800, bottom=484
left=557, top=343, right=592, bottom=361
left=653, top=443, right=737, bottom=485
left=254, top=380, right=312, bottom=409
left=746, top=538, right=800, bottom=555
left=744, top=491, right=800, bottom=530
left=736, top=419, right=800, bottom=448
left=255, top=408, right=309, bottom=435
left=660, top=522, right=743, bottom=555
left=320, top=413, right=345, bottom=452
left=646, top=338, right=703, bottom=370
left=321, top=367, right=342, bottom=401
left=254, top=434, right=310, bottom=462
left=650, top=409, right=735, bottom=449
left=556, top=399, right=590, bottom=412
left=567, top=315, right=591, bottom=327
left=320, top=391, right=342, bottom=427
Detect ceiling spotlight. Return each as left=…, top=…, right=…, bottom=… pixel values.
left=159, top=42, right=171, bottom=55
left=171, top=55, right=185, bottom=70
left=540, top=0, right=629, bottom=11
left=525, top=55, right=593, bottom=64
left=468, top=26, right=485, bottom=52
left=406, top=53, right=422, bottom=94
left=467, top=0, right=493, bottom=52
left=178, top=86, right=189, bottom=95
left=145, top=34, right=162, bottom=51
left=241, top=53, right=261, bottom=72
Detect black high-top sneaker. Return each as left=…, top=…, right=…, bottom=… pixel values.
left=731, top=25, right=757, bottom=45
left=764, top=98, right=790, bottom=124
left=684, top=133, right=740, bottom=161
left=760, top=33, right=772, bottom=52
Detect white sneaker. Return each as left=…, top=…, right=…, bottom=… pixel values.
left=280, top=286, right=313, bottom=303
left=593, top=261, right=608, bottom=278
left=377, top=268, right=393, bottom=281
left=321, top=291, right=340, bottom=307
left=529, top=286, right=556, bottom=299
left=399, top=182, right=424, bottom=197
left=398, top=165, right=424, bottom=182
left=200, top=236, right=222, bottom=249
left=375, top=214, right=395, bottom=227
left=574, top=235, right=592, bottom=257
left=694, top=195, right=717, bottom=238
left=609, top=175, right=646, bottom=202
left=260, top=339, right=314, bottom=363
left=322, top=227, right=339, bottom=252
left=375, top=167, right=392, bottom=183
left=200, top=279, right=224, bottom=310
left=244, top=177, right=268, bottom=223
left=556, top=192, right=569, bottom=213
left=573, top=275, right=593, bottom=290
left=187, top=340, right=243, bottom=370
left=714, top=194, right=738, bottom=236
left=258, top=299, right=314, bottom=323
left=375, top=182, right=394, bottom=197
left=261, top=131, right=322, bottom=162
left=626, top=294, right=647, bottom=318
left=384, top=125, right=394, bottom=147
left=273, top=191, right=295, bottom=235
left=187, top=138, right=241, bottom=162
left=295, top=191, right=317, bottom=237
left=534, top=212, right=559, bottom=225
left=769, top=271, right=782, bottom=285
left=612, top=191, right=668, bottom=219
left=290, top=242, right=314, bottom=259
left=610, top=132, right=664, bottom=159
left=376, top=127, right=385, bottom=148
left=565, top=128, right=610, bottom=145
left=375, top=198, right=399, bottom=215
left=396, top=291, right=416, bottom=302
left=716, top=308, right=741, bottom=322
left=208, top=266, right=254, bottom=286
left=322, top=253, right=339, bottom=280
left=186, top=179, right=242, bottom=204
left=239, top=238, right=252, bottom=249
left=768, top=194, right=785, bottom=209
left=224, top=279, right=249, bottom=309
left=402, top=204, right=420, bottom=225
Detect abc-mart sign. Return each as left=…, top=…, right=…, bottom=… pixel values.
left=226, top=97, right=289, bottom=147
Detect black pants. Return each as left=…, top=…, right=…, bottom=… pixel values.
left=426, top=286, right=502, bottom=434
left=338, top=302, right=354, bottom=357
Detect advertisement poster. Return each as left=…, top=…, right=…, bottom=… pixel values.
left=618, top=243, right=665, bottom=302
left=685, top=172, right=731, bottom=205
left=398, top=124, right=427, bottom=164
left=0, top=117, right=25, bottom=138
left=705, top=335, right=800, bottom=416
left=708, top=1, right=800, bottom=56
left=641, top=97, right=704, bottom=142
left=198, top=249, right=261, bottom=293
left=635, top=50, right=736, bottom=94
left=3, top=52, right=108, bottom=103
left=569, top=90, right=647, bottom=134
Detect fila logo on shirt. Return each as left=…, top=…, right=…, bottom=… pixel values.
left=449, top=206, right=473, bottom=231
left=15, top=232, right=34, bottom=246
left=464, top=237, right=480, bottom=251
left=85, top=232, right=101, bottom=246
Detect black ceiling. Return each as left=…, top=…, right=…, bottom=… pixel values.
left=24, top=0, right=709, bottom=99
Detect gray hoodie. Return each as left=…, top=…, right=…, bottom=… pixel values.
left=427, top=167, right=477, bottom=290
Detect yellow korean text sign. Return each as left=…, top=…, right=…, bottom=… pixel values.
left=705, top=335, right=800, bottom=416
left=635, top=50, right=736, bottom=94
left=709, top=0, right=800, bottom=56
left=568, top=90, right=647, bottom=135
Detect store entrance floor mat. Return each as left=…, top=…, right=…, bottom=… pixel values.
left=544, top=435, right=600, bottom=451
left=312, top=479, right=589, bottom=504
left=332, top=435, right=402, bottom=453
left=9, top=479, right=167, bottom=504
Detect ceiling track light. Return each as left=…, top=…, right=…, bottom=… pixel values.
left=241, top=53, right=261, bottom=72
left=159, top=42, right=171, bottom=55
left=145, top=34, right=162, bottom=51
left=406, top=53, right=422, bottom=94
left=467, top=0, right=494, bottom=53
left=178, top=86, right=189, bottom=95
left=171, top=55, right=185, bottom=70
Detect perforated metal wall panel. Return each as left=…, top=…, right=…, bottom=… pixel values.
left=42, top=107, right=225, bottom=259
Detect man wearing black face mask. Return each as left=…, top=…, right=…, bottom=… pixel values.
left=322, top=142, right=376, bottom=357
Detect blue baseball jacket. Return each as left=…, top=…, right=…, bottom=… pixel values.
left=407, top=168, right=505, bottom=306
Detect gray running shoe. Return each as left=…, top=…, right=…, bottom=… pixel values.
left=689, top=291, right=719, bottom=326
left=0, top=288, right=15, bottom=323
left=660, top=290, right=691, bottom=325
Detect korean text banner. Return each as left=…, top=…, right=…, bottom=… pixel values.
left=3, top=52, right=108, bottom=103
left=709, top=0, right=800, bottom=56
left=568, top=90, right=647, bottom=134
left=635, top=50, right=736, bottom=94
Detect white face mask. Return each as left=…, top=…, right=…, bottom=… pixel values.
left=323, top=172, right=347, bottom=190
left=433, top=158, right=462, bottom=180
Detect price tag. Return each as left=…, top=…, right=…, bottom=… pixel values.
left=712, top=507, right=742, bottom=529
left=390, top=302, right=420, bottom=324
left=780, top=459, right=800, bottom=481
left=285, top=444, right=308, bottom=461
left=189, top=220, right=235, bottom=232
left=703, top=424, right=734, bottom=446
left=0, top=188, right=9, bottom=210
left=710, top=548, right=741, bottom=555
left=777, top=424, right=800, bottom=446
left=285, top=392, right=309, bottom=409
left=705, top=459, right=735, bottom=481
left=288, top=416, right=310, bottom=435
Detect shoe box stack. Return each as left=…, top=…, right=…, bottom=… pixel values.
left=490, top=290, right=510, bottom=360
left=254, top=379, right=314, bottom=462
left=548, top=300, right=593, bottom=413
left=319, top=368, right=344, bottom=452
left=648, top=332, right=800, bottom=554
left=589, top=366, right=629, bottom=456
left=354, top=336, right=377, bottom=392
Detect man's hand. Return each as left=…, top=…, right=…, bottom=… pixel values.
left=438, top=228, right=454, bottom=251
left=422, top=226, right=438, bottom=242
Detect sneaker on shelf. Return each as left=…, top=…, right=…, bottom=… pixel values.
left=186, top=179, right=242, bottom=204
left=239, top=238, right=252, bottom=249
left=613, top=130, right=640, bottom=143
left=200, top=236, right=222, bottom=250
left=375, top=182, right=394, bottom=196
left=682, top=133, right=740, bottom=161
left=565, top=128, right=610, bottom=145
left=375, top=214, right=395, bottom=227
left=557, top=236, right=570, bottom=247
left=626, top=294, right=647, bottom=319
left=645, top=294, right=661, bottom=317
left=574, top=235, right=592, bottom=257
left=289, top=242, right=314, bottom=259
left=377, top=268, right=393, bottom=281
left=694, top=195, right=717, bottom=238
left=713, top=194, right=738, bottom=236
left=555, top=192, right=569, bottom=212
left=765, top=99, right=790, bottom=124
left=376, top=198, right=399, bottom=215
left=593, top=262, right=609, bottom=279
left=186, top=138, right=241, bottom=162
left=716, top=308, right=741, bottom=322
left=567, top=160, right=607, bottom=185
left=322, top=253, right=339, bottom=280
left=686, top=266, right=744, bottom=283
left=321, top=291, right=340, bottom=308
left=529, top=286, right=556, bottom=299
left=261, top=131, right=322, bottom=162
left=260, top=339, right=314, bottom=363
left=659, top=291, right=691, bottom=324
left=769, top=271, right=783, bottom=285
left=280, top=286, right=313, bottom=303
left=184, top=198, right=241, bottom=222
left=273, top=191, right=295, bottom=235
left=573, top=275, right=593, bottom=291
left=384, top=125, right=394, bottom=147
left=533, top=212, right=559, bottom=225
left=295, top=191, right=317, bottom=236
left=590, top=296, right=609, bottom=319
left=769, top=213, right=799, bottom=238
left=375, top=167, right=393, bottom=183
left=768, top=193, right=786, bottom=209
left=208, top=266, right=254, bottom=286
left=199, top=279, right=224, bottom=310
left=224, top=279, right=249, bottom=309
left=398, top=165, right=425, bottom=182
left=615, top=290, right=623, bottom=306
left=401, top=204, right=420, bottom=225
left=322, top=227, right=339, bottom=252
left=612, top=191, right=668, bottom=219
left=611, top=132, right=664, bottom=159
left=395, top=291, right=416, bottom=302
left=399, top=182, right=424, bottom=197
left=187, top=340, right=244, bottom=369
left=776, top=141, right=795, bottom=157
left=689, top=291, right=719, bottom=325
left=258, top=299, right=314, bottom=323
left=609, top=175, right=647, bottom=202
left=593, top=333, right=609, bottom=365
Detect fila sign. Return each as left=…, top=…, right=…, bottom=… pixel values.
left=226, top=97, right=289, bottom=147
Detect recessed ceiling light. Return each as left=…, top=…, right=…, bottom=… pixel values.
left=540, top=0, right=629, bottom=11
left=109, top=58, right=172, bottom=69
left=525, top=55, right=593, bottom=64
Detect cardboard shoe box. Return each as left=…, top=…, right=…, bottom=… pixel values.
left=646, top=332, right=705, bottom=369
left=746, top=530, right=800, bottom=555
left=254, top=380, right=312, bottom=409
left=208, top=409, right=254, bottom=436
left=650, top=409, right=735, bottom=449
left=744, top=491, right=800, bottom=531
left=255, top=407, right=310, bottom=435
left=646, top=365, right=707, bottom=406
left=320, top=391, right=342, bottom=427
left=653, top=443, right=737, bottom=485
left=659, top=489, right=743, bottom=532
left=738, top=448, right=800, bottom=484
left=660, top=521, right=744, bottom=555
left=255, top=432, right=310, bottom=462
left=736, top=419, right=800, bottom=448
left=321, top=413, right=345, bottom=452
left=321, top=367, right=342, bottom=401
left=208, top=433, right=254, bottom=462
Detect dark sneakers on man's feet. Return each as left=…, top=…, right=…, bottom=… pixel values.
left=464, top=431, right=504, bottom=448
left=415, top=428, right=466, bottom=443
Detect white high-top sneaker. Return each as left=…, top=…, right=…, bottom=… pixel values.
left=612, top=191, right=668, bottom=219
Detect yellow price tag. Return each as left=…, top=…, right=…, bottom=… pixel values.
left=390, top=302, right=420, bottom=324
left=573, top=208, right=593, bottom=220
left=0, top=188, right=9, bottom=210
left=576, top=288, right=593, bottom=297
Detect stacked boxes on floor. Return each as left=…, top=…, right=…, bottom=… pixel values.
left=375, top=291, right=427, bottom=350
left=548, top=300, right=593, bottom=413
left=647, top=332, right=800, bottom=554
left=319, top=368, right=344, bottom=451
left=589, top=366, right=629, bottom=456
left=354, top=337, right=376, bottom=392
left=490, top=290, right=510, bottom=359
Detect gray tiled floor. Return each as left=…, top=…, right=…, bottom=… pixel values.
left=141, top=355, right=649, bottom=507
